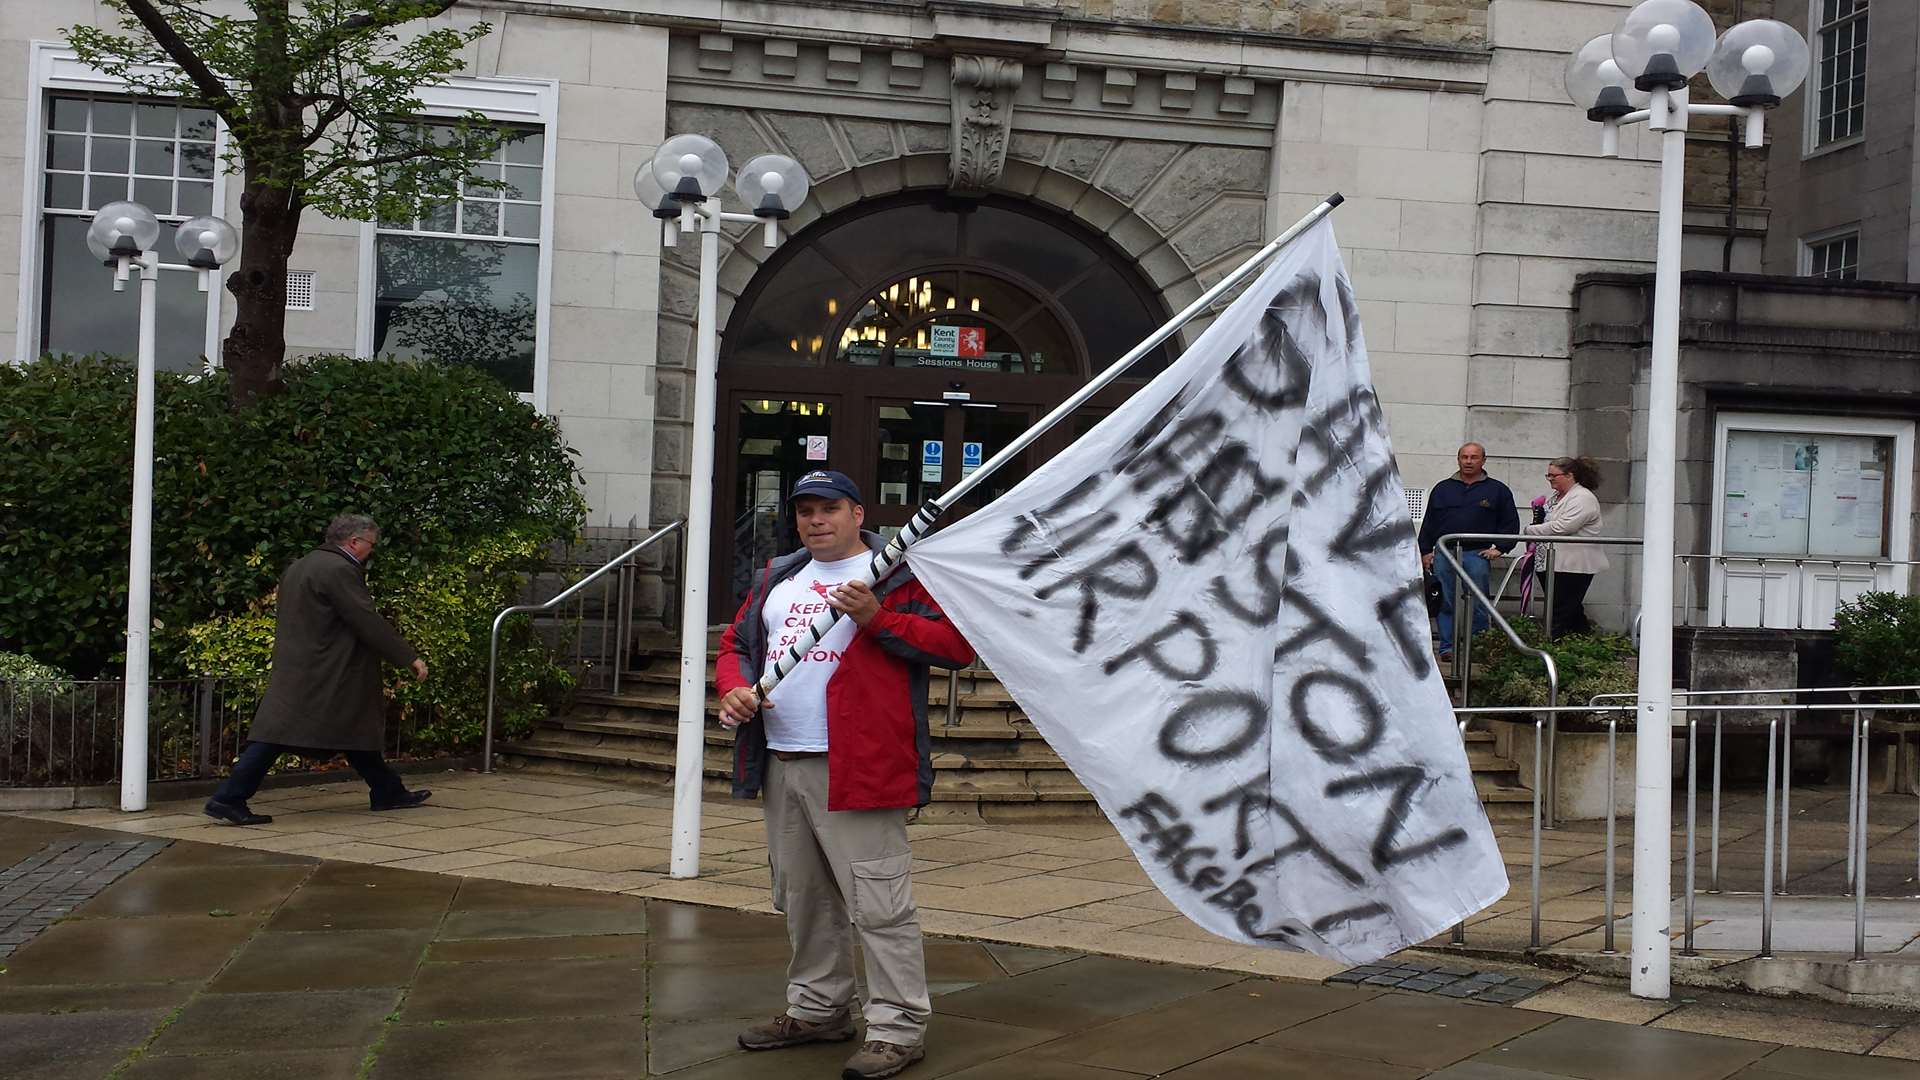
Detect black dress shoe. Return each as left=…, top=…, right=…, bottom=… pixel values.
left=203, top=799, right=273, bottom=826
left=371, top=789, right=432, bottom=812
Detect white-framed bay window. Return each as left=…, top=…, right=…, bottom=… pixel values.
left=355, top=78, right=557, bottom=409
left=14, top=42, right=231, bottom=370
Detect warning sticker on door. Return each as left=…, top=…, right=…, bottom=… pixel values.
left=805, top=435, right=829, bottom=461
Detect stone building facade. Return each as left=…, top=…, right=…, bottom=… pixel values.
left=4, top=0, right=1817, bottom=626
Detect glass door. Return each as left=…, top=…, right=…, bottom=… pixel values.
left=866, top=399, right=1033, bottom=542
left=728, top=395, right=835, bottom=608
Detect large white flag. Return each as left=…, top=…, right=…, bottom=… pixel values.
left=907, top=220, right=1508, bottom=964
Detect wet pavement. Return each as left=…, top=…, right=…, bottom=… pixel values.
left=4, top=813, right=1920, bottom=1078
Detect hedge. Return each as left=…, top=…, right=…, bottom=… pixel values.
left=0, top=354, right=585, bottom=677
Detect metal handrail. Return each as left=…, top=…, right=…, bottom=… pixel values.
left=482, top=518, right=687, bottom=773
left=1437, top=532, right=1642, bottom=826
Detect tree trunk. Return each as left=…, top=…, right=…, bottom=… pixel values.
left=222, top=179, right=301, bottom=407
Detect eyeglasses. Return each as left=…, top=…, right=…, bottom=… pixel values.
left=1544, top=472, right=1566, bottom=479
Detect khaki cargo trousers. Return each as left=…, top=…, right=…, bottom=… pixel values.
left=764, top=754, right=930, bottom=1047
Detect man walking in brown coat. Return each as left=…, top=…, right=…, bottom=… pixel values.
left=204, top=514, right=431, bottom=826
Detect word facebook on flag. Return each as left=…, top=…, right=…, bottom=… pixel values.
left=907, top=220, right=1508, bottom=964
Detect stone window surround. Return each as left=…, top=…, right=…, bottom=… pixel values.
left=353, top=75, right=558, bottom=412
left=13, top=41, right=233, bottom=367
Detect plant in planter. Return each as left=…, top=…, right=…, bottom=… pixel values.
left=1832, top=591, right=1920, bottom=693
left=1470, top=616, right=1639, bottom=709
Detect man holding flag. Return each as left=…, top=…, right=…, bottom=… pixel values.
left=715, top=469, right=973, bottom=1080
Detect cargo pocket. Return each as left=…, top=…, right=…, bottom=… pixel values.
left=849, top=852, right=914, bottom=931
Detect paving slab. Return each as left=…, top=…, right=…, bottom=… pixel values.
left=1254, top=990, right=1556, bottom=1070
left=119, top=1048, right=367, bottom=1080
left=403, top=955, right=648, bottom=1021
left=1, top=913, right=259, bottom=984
left=1470, top=1016, right=1777, bottom=1080
left=932, top=954, right=1241, bottom=1032
left=0, top=1007, right=168, bottom=1080
left=151, top=988, right=399, bottom=1053
left=371, top=1015, right=647, bottom=1079
left=208, top=928, right=432, bottom=992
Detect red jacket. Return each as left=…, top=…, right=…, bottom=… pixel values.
left=717, top=533, right=974, bottom=811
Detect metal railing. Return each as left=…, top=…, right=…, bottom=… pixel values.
left=1449, top=687, right=1920, bottom=965
left=0, top=676, right=418, bottom=787
left=1436, top=532, right=1643, bottom=825
left=483, top=518, right=686, bottom=772
left=1676, top=553, right=1920, bottom=630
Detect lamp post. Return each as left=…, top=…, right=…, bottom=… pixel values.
left=87, top=203, right=239, bottom=812
left=636, top=137, right=810, bottom=878
left=1564, top=0, right=1807, bottom=1000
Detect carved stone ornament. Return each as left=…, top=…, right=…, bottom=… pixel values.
left=948, top=55, right=1024, bottom=193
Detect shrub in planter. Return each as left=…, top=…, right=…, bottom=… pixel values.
left=1471, top=616, right=1639, bottom=709
left=1832, top=591, right=1920, bottom=690
left=180, top=528, right=574, bottom=759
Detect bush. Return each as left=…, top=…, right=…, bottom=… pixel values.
left=1832, top=591, right=1920, bottom=689
left=0, top=354, right=585, bottom=676
left=180, top=527, right=574, bottom=756
left=1471, top=616, right=1639, bottom=709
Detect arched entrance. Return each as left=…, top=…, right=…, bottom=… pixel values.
left=715, top=191, right=1171, bottom=612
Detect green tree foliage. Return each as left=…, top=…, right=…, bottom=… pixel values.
left=64, top=1, right=504, bottom=405
left=0, top=354, right=585, bottom=678
left=1832, top=591, right=1920, bottom=689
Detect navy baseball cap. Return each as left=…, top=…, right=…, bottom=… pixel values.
left=789, top=469, right=862, bottom=505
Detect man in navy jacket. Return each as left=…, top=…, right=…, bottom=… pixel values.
left=1417, top=443, right=1518, bottom=659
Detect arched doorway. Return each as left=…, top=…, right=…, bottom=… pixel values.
left=715, top=191, right=1172, bottom=613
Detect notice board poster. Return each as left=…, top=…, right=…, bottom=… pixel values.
left=1722, top=430, right=1890, bottom=557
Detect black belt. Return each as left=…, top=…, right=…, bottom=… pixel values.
left=772, top=750, right=827, bottom=761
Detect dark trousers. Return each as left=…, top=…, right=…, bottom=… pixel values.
left=1548, top=572, right=1595, bottom=638
left=212, top=741, right=408, bottom=806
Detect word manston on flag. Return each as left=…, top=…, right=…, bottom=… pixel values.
left=907, top=220, right=1508, bottom=964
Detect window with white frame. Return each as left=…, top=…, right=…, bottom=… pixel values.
left=368, top=122, right=545, bottom=394
left=34, top=92, right=221, bottom=371
left=1804, top=230, right=1860, bottom=279
left=1812, top=0, right=1868, bottom=148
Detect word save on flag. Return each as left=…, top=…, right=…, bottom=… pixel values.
left=908, top=220, right=1507, bottom=964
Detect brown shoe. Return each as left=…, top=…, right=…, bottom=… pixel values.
left=841, top=1040, right=925, bottom=1079
left=737, top=1011, right=856, bottom=1050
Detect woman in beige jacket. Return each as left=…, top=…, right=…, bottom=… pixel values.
left=1523, top=456, right=1609, bottom=638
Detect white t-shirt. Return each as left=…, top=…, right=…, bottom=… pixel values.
left=760, top=551, right=867, bottom=751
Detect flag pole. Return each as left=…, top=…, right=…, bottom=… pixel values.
left=752, top=192, right=1345, bottom=699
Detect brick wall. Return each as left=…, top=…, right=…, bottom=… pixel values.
left=1062, top=0, right=1490, bottom=48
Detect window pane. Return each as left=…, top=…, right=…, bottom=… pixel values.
left=181, top=109, right=217, bottom=142
left=92, top=137, right=130, bottom=174
left=373, top=236, right=537, bottom=392
left=45, top=173, right=83, bottom=209
left=176, top=180, right=213, bottom=217
left=48, top=96, right=88, bottom=133
left=502, top=202, right=539, bottom=239
left=134, top=177, right=172, bottom=212
left=92, top=101, right=131, bottom=135
left=87, top=175, right=129, bottom=210
left=464, top=162, right=503, bottom=196
left=180, top=142, right=214, bottom=180
left=46, top=133, right=85, bottom=171
left=41, top=216, right=206, bottom=373
left=503, top=131, right=543, bottom=166
left=134, top=103, right=175, bottom=137
left=134, top=138, right=174, bottom=176
left=502, top=165, right=541, bottom=201
left=419, top=200, right=457, bottom=234
left=461, top=201, right=499, bottom=236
